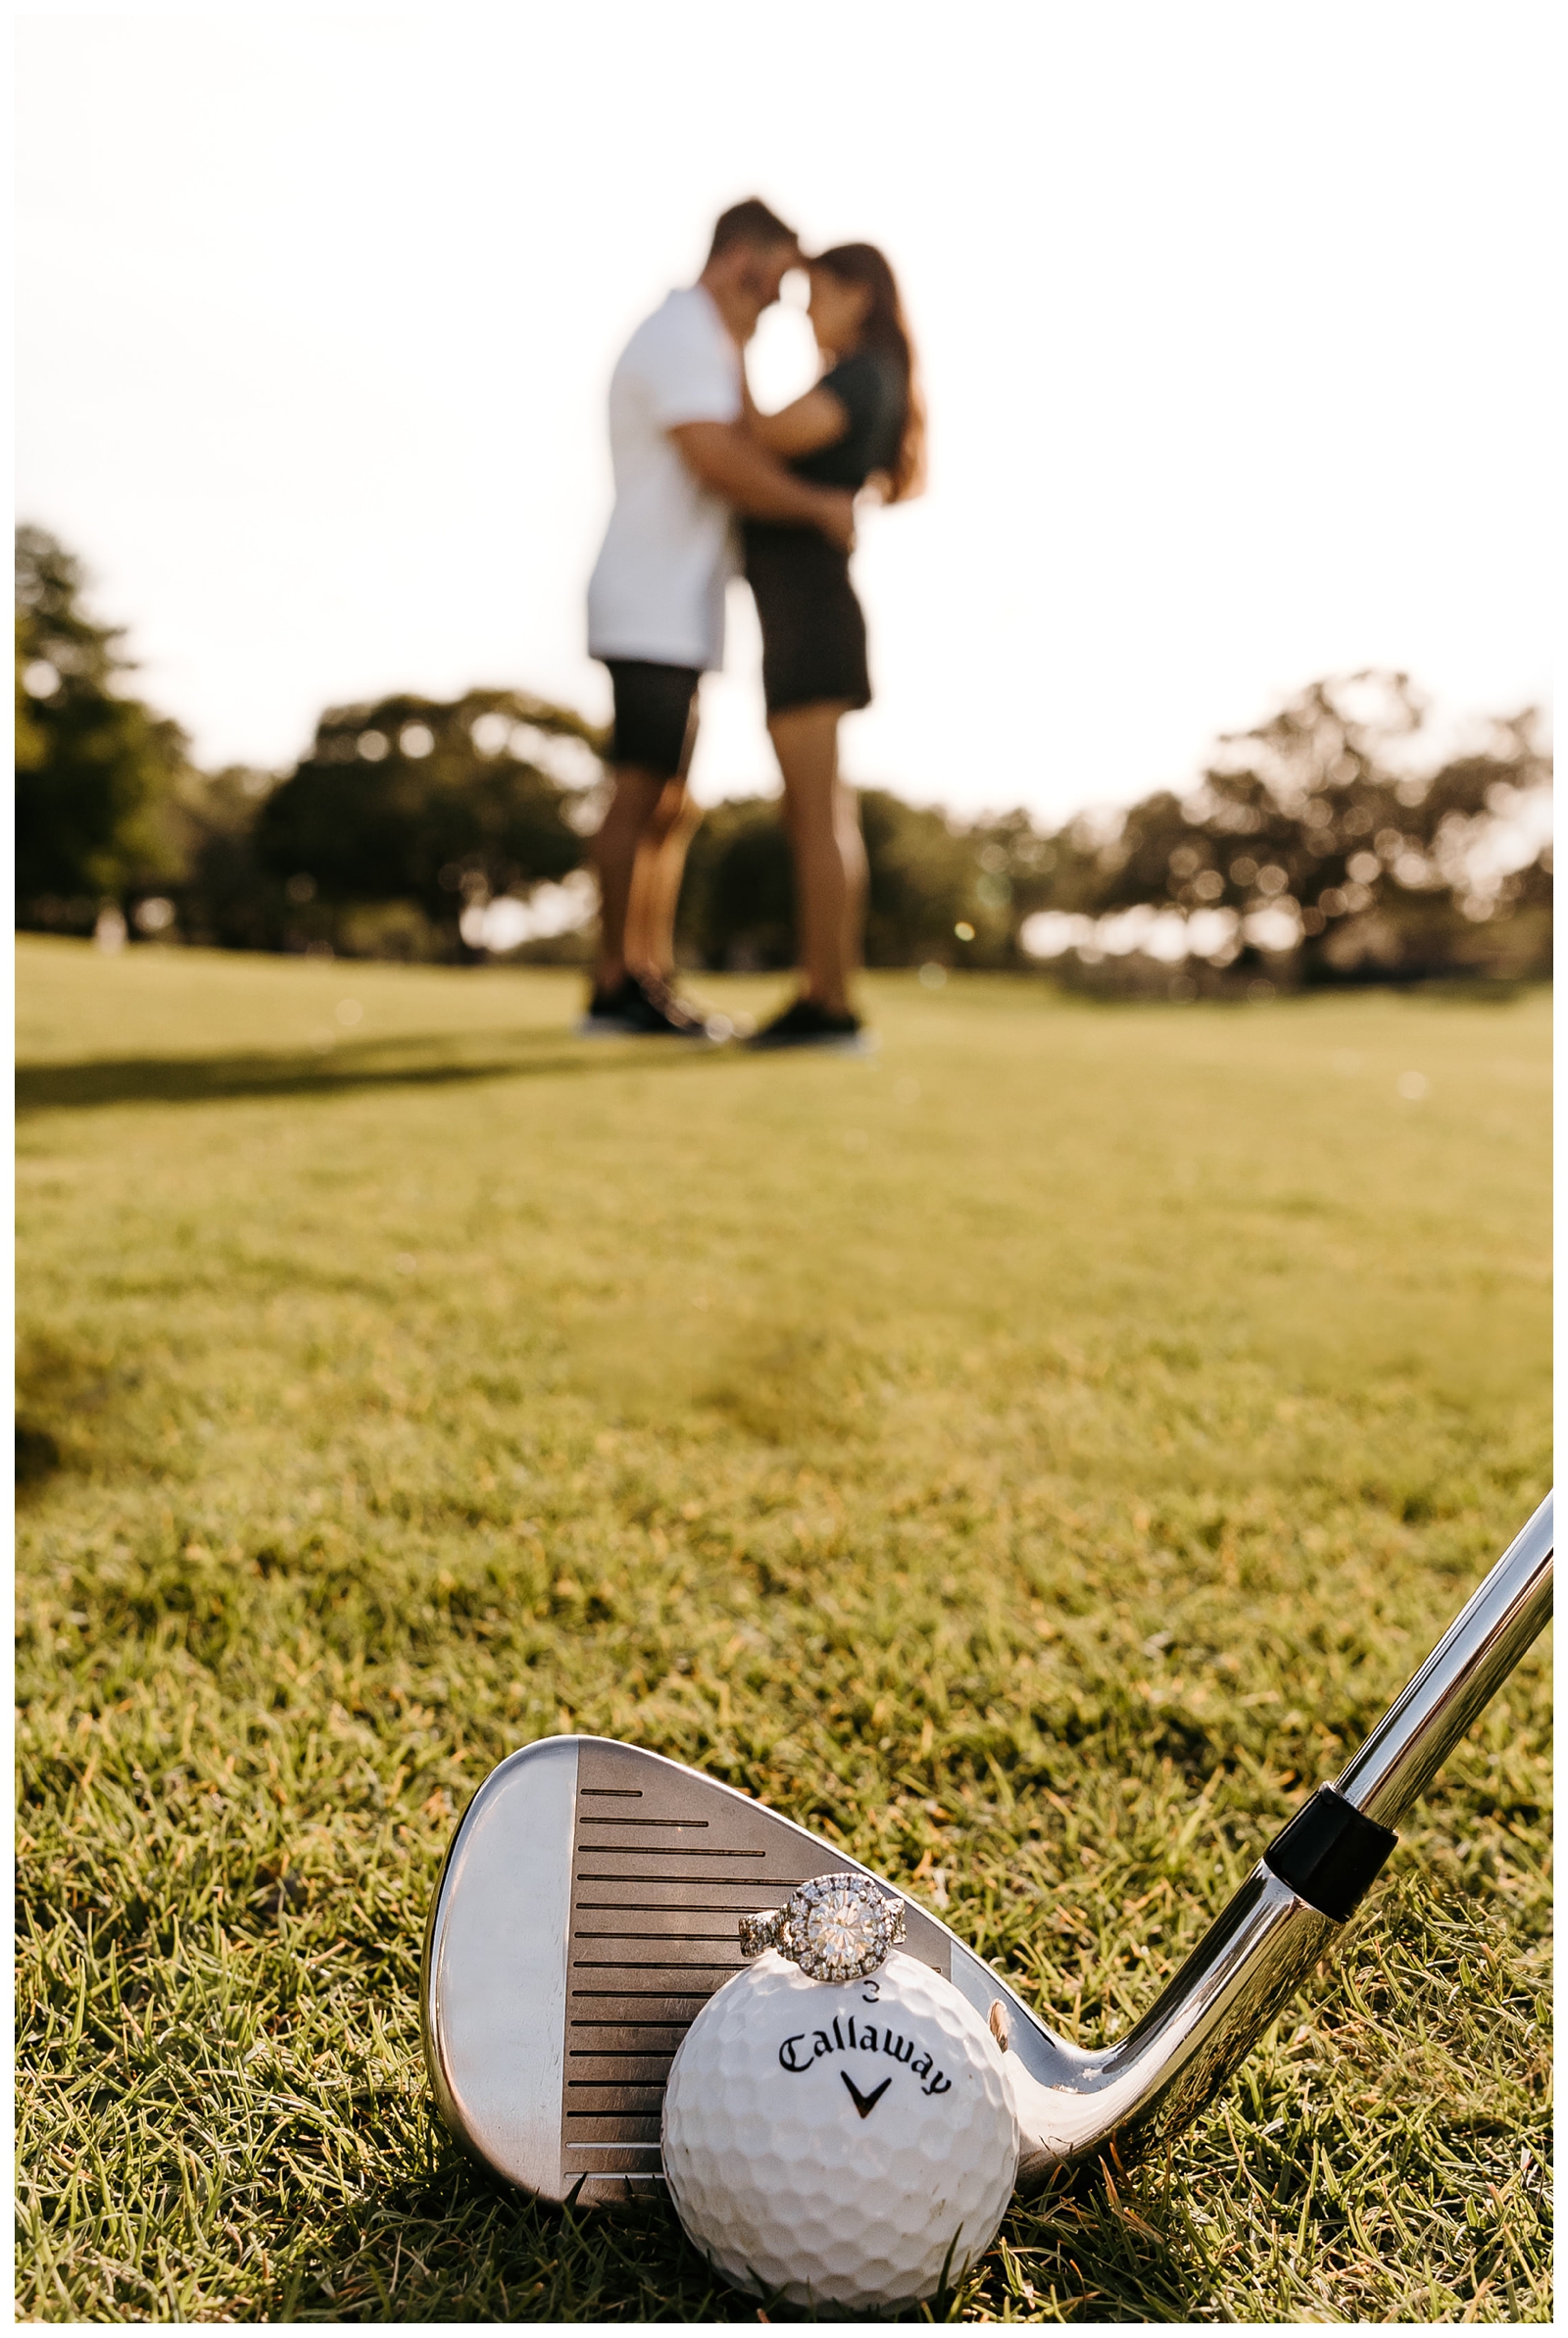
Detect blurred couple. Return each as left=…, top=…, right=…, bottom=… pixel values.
left=582, top=198, right=924, bottom=1051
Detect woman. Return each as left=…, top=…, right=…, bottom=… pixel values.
left=742, top=243, right=925, bottom=1051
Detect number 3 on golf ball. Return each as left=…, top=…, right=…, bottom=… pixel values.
left=662, top=1948, right=1021, bottom=2310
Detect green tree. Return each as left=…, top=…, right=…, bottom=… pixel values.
left=256, top=690, right=601, bottom=958
left=922, top=804, right=1066, bottom=970
left=1058, top=672, right=1551, bottom=985
left=675, top=797, right=795, bottom=970
left=15, top=525, right=188, bottom=927
left=167, top=767, right=291, bottom=953
left=861, top=790, right=979, bottom=965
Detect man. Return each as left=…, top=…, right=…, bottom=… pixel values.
left=582, top=199, right=856, bottom=1035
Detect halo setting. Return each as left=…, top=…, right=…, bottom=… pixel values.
left=739, top=1872, right=906, bottom=1982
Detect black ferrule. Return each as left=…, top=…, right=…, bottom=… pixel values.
left=1264, top=1785, right=1398, bottom=1922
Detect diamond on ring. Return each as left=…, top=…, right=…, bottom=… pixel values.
left=738, top=1872, right=906, bottom=1982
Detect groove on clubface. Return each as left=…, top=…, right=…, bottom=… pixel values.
left=558, top=1740, right=951, bottom=2199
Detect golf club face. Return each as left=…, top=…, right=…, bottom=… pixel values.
left=423, top=1496, right=1552, bottom=2206
left=422, top=1735, right=977, bottom=2205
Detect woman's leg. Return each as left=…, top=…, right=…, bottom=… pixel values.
left=768, top=701, right=856, bottom=1015
left=837, top=785, right=868, bottom=975
left=624, top=780, right=702, bottom=981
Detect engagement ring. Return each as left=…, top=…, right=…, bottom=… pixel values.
left=739, top=1871, right=906, bottom=1982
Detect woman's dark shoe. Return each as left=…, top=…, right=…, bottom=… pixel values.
left=578, top=972, right=716, bottom=1039
left=744, top=997, right=872, bottom=1054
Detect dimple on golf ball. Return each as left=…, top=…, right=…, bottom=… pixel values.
left=662, top=1948, right=1020, bottom=2310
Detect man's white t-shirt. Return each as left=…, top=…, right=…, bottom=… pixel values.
left=587, top=286, right=743, bottom=674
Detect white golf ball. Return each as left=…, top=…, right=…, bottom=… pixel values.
left=662, top=1948, right=1020, bottom=2310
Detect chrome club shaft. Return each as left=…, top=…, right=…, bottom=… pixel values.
left=998, top=1492, right=1553, bottom=2183
left=1332, top=1493, right=1554, bottom=1829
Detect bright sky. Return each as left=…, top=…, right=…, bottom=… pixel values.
left=16, top=3, right=1555, bottom=823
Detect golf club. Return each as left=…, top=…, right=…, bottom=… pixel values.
left=422, top=1491, right=1551, bottom=2205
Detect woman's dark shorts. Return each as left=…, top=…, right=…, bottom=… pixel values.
left=743, top=523, right=871, bottom=717
left=604, top=659, right=701, bottom=780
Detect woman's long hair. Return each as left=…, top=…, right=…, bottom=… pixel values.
left=812, top=242, right=926, bottom=502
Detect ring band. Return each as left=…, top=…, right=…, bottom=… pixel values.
left=739, top=1871, right=906, bottom=1983
left=739, top=1907, right=784, bottom=1959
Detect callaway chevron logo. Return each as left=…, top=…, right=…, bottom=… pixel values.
left=841, top=2070, right=892, bottom=2117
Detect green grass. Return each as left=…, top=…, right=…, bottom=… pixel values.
left=15, top=935, right=1551, bottom=2323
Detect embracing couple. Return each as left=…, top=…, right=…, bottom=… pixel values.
left=582, top=198, right=924, bottom=1052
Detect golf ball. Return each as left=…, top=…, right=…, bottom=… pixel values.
left=662, top=1948, right=1020, bottom=2309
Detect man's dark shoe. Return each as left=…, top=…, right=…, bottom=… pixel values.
left=744, top=996, right=872, bottom=1054
left=578, top=971, right=716, bottom=1039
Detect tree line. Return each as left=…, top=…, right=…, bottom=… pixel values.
left=17, top=523, right=1551, bottom=988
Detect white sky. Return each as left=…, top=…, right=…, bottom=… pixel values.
left=16, top=3, right=1556, bottom=822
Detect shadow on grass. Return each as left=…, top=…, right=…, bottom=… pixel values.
left=262, top=2151, right=730, bottom=2325
left=14, top=1328, right=154, bottom=1500
left=16, top=1031, right=729, bottom=1116
left=15, top=1422, right=61, bottom=1487
left=269, top=2142, right=1220, bottom=2323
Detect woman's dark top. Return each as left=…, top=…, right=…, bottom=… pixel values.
left=743, top=348, right=908, bottom=716
left=789, top=351, right=907, bottom=490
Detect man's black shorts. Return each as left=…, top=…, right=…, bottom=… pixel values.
left=605, top=659, right=701, bottom=781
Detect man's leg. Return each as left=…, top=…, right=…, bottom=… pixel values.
left=625, top=781, right=703, bottom=982
left=591, top=765, right=666, bottom=995
left=592, top=662, right=701, bottom=995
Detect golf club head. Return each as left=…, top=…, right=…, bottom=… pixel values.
left=420, top=1734, right=1033, bottom=2206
